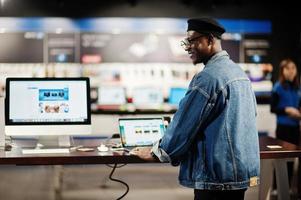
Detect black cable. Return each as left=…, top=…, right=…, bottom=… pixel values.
left=108, top=163, right=129, bottom=200
left=106, top=164, right=127, bottom=168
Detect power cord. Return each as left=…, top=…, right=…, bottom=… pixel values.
left=106, top=164, right=127, bottom=168
left=106, top=163, right=129, bottom=200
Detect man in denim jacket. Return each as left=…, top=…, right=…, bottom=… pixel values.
left=131, top=17, right=260, bottom=200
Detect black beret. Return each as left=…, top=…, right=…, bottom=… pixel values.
left=187, top=17, right=226, bottom=38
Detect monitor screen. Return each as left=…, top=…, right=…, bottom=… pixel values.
left=132, top=87, right=163, bottom=106
left=168, top=87, right=187, bottom=106
left=119, top=118, right=165, bottom=147
left=5, top=78, right=91, bottom=136
left=98, top=86, right=126, bottom=105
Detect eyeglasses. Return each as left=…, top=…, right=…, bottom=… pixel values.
left=180, top=35, right=205, bottom=49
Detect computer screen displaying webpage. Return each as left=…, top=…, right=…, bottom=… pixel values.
left=9, top=80, right=88, bottom=123
left=168, top=87, right=187, bottom=106
left=132, top=88, right=163, bottom=106
left=119, top=118, right=165, bottom=146
left=98, top=86, right=126, bottom=105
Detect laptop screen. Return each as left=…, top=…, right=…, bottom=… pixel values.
left=168, top=87, right=187, bottom=106
left=132, top=87, right=163, bottom=106
left=119, top=118, right=165, bottom=147
left=98, top=86, right=126, bottom=105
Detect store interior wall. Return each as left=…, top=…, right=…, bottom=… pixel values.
left=1, top=0, right=301, bottom=80
left=0, top=0, right=299, bottom=137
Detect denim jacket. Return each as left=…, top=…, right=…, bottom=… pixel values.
left=152, top=51, right=260, bottom=190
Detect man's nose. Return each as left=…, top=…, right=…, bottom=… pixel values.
left=184, top=45, right=190, bottom=51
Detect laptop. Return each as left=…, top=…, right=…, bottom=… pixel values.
left=118, top=118, right=165, bottom=151
left=97, top=85, right=126, bottom=110
left=168, top=87, right=187, bottom=107
left=132, top=87, right=164, bottom=110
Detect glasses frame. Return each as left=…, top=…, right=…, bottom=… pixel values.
left=180, top=34, right=206, bottom=49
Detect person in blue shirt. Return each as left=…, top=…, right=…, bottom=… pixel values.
left=131, top=17, right=260, bottom=200
left=271, top=58, right=301, bottom=145
left=270, top=58, right=301, bottom=197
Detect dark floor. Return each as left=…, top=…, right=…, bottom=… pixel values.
left=0, top=164, right=259, bottom=200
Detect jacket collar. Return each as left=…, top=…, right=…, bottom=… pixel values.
left=205, top=50, right=229, bottom=66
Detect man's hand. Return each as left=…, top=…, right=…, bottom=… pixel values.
left=130, top=147, right=156, bottom=161
left=285, top=107, right=301, bottom=119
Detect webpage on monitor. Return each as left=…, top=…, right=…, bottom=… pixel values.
left=8, top=80, right=88, bottom=123
left=5, top=78, right=91, bottom=138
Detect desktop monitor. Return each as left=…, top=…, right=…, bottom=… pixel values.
left=5, top=77, right=91, bottom=136
left=168, top=87, right=187, bottom=106
left=132, top=87, right=163, bottom=107
left=98, top=86, right=126, bottom=105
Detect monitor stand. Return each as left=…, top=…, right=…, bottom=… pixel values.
left=37, top=135, right=71, bottom=148
left=20, top=136, right=72, bottom=154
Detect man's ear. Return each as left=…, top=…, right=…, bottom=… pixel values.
left=208, top=34, right=214, bottom=46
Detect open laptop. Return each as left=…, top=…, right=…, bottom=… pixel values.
left=168, top=87, right=187, bottom=107
left=118, top=118, right=165, bottom=151
left=132, top=87, right=164, bottom=110
left=97, top=85, right=126, bottom=110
